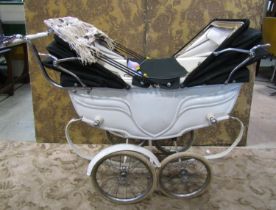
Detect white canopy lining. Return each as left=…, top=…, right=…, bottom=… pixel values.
left=175, top=21, right=244, bottom=72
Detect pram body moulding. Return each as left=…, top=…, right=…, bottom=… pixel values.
left=70, top=83, right=241, bottom=139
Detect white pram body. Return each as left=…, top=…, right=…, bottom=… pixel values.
left=1, top=17, right=269, bottom=204
left=71, top=83, right=241, bottom=140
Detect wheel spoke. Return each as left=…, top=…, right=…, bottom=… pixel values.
left=159, top=153, right=211, bottom=199
left=92, top=151, right=155, bottom=204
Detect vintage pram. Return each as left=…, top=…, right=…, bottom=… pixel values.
left=1, top=17, right=269, bottom=204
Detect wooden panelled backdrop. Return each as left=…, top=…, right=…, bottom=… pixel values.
left=24, top=0, right=266, bottom=144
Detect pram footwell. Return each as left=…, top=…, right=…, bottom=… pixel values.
left=70, top=83, right=241, bottom=140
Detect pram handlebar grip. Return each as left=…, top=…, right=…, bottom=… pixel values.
left=2, top=31, right=52, bottom=48
left=25, top=30, right=53, bottom=41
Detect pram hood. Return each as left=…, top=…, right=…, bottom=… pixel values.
left=180, top=20, right=262, bottom=87
left=43, top=35, right=129, bottom=89
left=42, top=17, right=266, bottom=89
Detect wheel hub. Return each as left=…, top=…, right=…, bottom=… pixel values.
left=118, top=167, right=129, bottom=185
left=179, top=169, right=189, bottom=182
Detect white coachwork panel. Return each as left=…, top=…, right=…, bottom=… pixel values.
left=70, top=83, right=241, bottom=140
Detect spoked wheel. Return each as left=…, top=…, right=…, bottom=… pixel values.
left=154, top=131, right=194, bottom=154
left=105, top=131, right=146, bottom=146
left=91, top=151, right=157, bottom=204
left=159, top=152, right=211, bottom=199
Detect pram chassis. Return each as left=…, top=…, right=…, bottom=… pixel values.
left=3, top=30, right=268, bottom=204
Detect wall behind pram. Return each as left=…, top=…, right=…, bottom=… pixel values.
left=24, top=0, right=266, bottom=145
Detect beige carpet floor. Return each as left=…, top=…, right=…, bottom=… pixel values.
left=0, top=142, right=275, bottom=210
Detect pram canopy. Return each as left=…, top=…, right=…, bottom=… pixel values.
left=40, top=17, right=266, bottom=90
left=43, top=35, right=129, bottom=89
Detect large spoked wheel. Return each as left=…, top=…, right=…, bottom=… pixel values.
left=154, top=131, right=194, bottom=155
left=105, top=131, right=146, bottom=146
left=91, top=151, right=157, bottom=204
left=159, top=152, right=211, bottom=199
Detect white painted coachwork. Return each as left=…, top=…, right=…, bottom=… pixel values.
left=70, top=83, right=241, bottom=140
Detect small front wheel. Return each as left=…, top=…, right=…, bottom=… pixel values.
left=91, top=151, right=157, bottom=204
left=159, top=152, right=211, bottom=199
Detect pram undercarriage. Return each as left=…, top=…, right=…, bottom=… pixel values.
left=1, top=17, right=269, bottom=204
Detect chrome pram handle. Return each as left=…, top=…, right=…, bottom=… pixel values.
left=213, top=44, right=271, bottom=84
left=0, top=31, right=52, bottom=48
left=213, top=44, right=271, bottom=57
left=28, top=42, right=90, bottom=91
left=38, top=54, right=87, bottom=88
left=1, top=31, right=147, bottom=90
left=1, top=31, right=91, bottom=91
